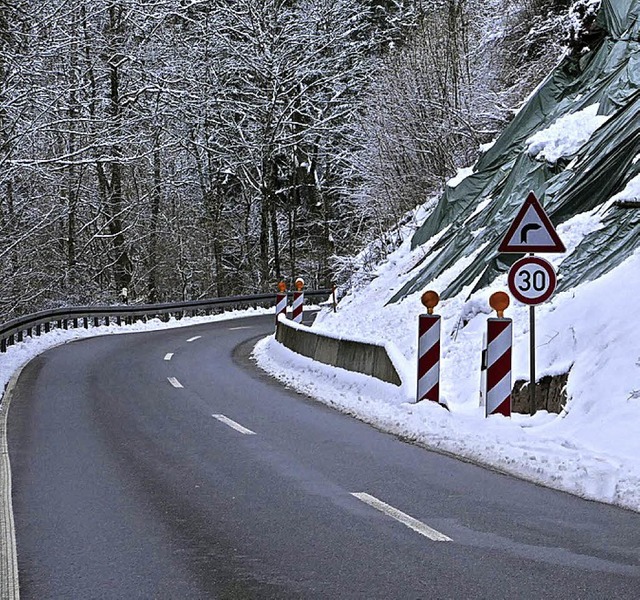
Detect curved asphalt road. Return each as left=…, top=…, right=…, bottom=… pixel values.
left=6, top=314, right=640, bottom=599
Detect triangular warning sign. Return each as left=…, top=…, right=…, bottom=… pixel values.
left=498, top=192, right=566, bottom=253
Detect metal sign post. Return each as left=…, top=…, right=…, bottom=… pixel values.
left=529, top=286, right=536, bottom=417
left=507, top=254, right=557, bottom=415
left=499, top=191, right=565, bottom=416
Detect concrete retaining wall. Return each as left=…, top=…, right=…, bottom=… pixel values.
left=275, top=319, right=402, bottom=386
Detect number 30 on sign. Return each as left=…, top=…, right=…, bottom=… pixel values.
left=507, top=256, right=557, bottom=305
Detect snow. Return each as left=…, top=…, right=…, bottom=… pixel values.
left=526, top=104, right=610, bottom=164
left=446, top=166, right=474, bottom=188
left=479, top=139, right=496, bottom=153
left=611, top=171, right=640, bottom=204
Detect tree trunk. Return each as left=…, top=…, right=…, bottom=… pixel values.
left=260, top=190, right=270, bottom=289
left=99, top=4, right=133, bottom=295
left=271, top=196, right=281, bottom=282
left=147, top=143, right=161, bottom=302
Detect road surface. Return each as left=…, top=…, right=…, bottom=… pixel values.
left=6, top=314, right=640, bottom=598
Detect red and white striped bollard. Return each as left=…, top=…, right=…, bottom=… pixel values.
left=416, top=291, right=446, bottom=407
left=292, top=277, right=305, bottom=324
left=485, top=292, right=512, bottom=417
left=275, top=281, right=288, bottom=326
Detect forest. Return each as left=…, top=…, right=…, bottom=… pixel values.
left=0, top=0, right=573, bottom=320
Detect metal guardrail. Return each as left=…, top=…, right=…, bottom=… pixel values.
left=0, top=290, right=333, bottom=352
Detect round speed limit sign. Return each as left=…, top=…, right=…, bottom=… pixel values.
left=507, top=256, right=557, bottom=305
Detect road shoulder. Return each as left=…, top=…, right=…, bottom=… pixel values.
left=0, top=366, right=22, bottom=600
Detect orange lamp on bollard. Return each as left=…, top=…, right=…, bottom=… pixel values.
left=275, top=281, right=288, bottom=326
left=421, top=290, right=440, bottom=315
left=489, top=291, right=509, bottom=318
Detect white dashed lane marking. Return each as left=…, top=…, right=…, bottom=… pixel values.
left=351, top=492, right=452, bottom=542
left=212, top=414, right=256, bottom=435
left=167, top=377, right=184, bottom=389
left=164, top=353, right=174, bottom=361
left=228, top=326, right=253, bottom=331
left=186, top=336, right=201, bottom=343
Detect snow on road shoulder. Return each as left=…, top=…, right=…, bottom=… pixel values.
left=253, top=206, right=640, bottom=513
left=0, top=307, right=272, bottom=403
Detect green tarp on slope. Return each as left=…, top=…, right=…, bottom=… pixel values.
left=392, top=0, right=640, bottom=304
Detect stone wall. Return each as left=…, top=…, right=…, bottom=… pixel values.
left=511, top=373, right=569, bottom=414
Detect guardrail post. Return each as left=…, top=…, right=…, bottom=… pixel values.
left=17, top=330, right=23, bottom=343
left=105, top=316, right=110, bottom=326
left=36, top=324, right=41, bottom=336
left=1, top=338, right=6, bottom=352
left=116, top=316, right=122, bottom=326
left=93, top=317, right=99, bottom=327
left=83, top=317, right=88, bottom=329
left=73, top=318, right=78, bottom=328
left=45, top=322, right=51, bottom=333
left=485, top=292, right=512, bottom=418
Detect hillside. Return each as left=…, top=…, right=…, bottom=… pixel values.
left=397, top=0, right=639, bottom=302
left=256, top=0, right=640, bottom=511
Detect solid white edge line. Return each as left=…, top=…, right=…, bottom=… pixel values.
left=351, top=492, right=452, bottom=542
left=211, top=414, right=256, bottom=435
left=164, top=353, right=174, bottom=361
left=167, top=377, right=184, bottom=389
left=1, top=367, right=23, bottom=599
left=186, top=336, right=202, bottom=343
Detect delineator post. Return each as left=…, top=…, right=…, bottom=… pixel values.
left=485, top=292, right=512, bottom=417
left=416, top=291, right=445, bottom=407
left=275, top=281, right=288, bottom=326
left=292, top=278, right=305, bottom=324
